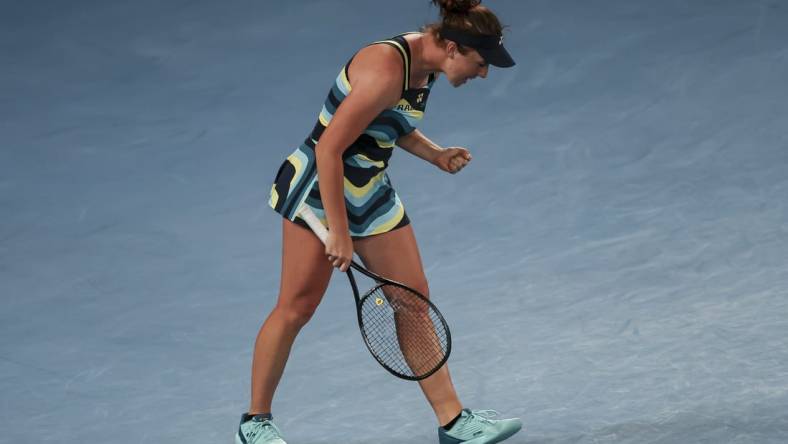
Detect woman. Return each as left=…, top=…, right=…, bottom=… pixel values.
left=237, top=1, right=522, bottom=443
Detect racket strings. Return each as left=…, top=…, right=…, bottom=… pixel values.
left=360, top=284, right=449, bottom=378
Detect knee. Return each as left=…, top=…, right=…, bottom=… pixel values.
left=274, top=291, right=322, bottom=328
left=410, top=279, right=430, bottom=299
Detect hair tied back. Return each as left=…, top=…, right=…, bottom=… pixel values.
left=431, top=0, right=482, bottom=16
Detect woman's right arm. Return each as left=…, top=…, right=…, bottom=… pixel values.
left=314, top=45, right=404, bottom=272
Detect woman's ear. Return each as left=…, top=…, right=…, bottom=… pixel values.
left=445, top=41, right=457, bottom=59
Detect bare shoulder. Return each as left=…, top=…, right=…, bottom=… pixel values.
left=346, top=43, right=404, bottom=104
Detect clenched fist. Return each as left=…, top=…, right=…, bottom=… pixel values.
left=433, top=147, right=472, bottom=174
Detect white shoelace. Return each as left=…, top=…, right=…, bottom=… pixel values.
left=468, top=409, right=500, bottom=424
left=248, top=420, right=284, bottom=442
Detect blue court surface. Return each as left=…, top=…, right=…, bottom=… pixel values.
left=1, top=1, right=787, bottom=442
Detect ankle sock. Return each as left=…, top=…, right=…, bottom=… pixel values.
left=242, top=412, right=272, bottom=423
left=441, top=411, right=463, bottom=431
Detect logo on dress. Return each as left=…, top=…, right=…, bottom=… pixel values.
left=498, top=35, right=504, bottom=46
left=416, top=93, right=424, bottom=104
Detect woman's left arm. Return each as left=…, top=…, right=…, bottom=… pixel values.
left=397, top=129, right=472, bottom=174
left=396, top=129, right=442, bottom=164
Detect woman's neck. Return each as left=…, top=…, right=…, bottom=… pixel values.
left=408, top=32, right=445, bottom=83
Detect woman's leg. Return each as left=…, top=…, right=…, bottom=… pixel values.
left=353, top=225, right=463, bottom=426
left=248, top=218, right=334, bottom=414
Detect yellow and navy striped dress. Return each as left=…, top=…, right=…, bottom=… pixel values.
left=268, top=33, right=436, bottom=237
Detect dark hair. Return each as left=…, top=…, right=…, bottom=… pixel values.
left=425, top=0, right=505, bottom=55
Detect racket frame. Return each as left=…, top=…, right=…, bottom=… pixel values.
left=296, top=204, right=452, bottom=381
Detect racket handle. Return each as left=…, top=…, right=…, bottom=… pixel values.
left=296, top=204, right=329, bottom=244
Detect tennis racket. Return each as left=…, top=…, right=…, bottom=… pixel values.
left=297, top=204, right=451, bottom=381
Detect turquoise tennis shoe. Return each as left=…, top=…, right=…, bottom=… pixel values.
left=438, top=409, right=523, bottom=444
left=235, top=413, right=287, bottom=444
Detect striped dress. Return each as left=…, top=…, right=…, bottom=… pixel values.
left=268, top=33, right=437, bottom=237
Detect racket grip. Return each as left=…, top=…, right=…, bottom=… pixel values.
left=296, top=204, right=329, bottom=244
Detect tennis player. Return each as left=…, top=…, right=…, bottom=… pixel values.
left=237, top=1, right=522, bottom=442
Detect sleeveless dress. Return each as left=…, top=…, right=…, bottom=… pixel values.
left=268, top=33, right=436, bottom=237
